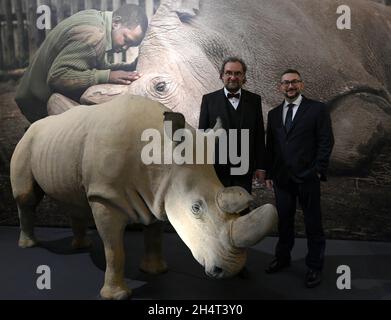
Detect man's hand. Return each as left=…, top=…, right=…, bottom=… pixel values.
left=266, top=179, right=273, bottom=190
left=109, top=71, right=142, bottom=85
left=255, top=170, right=266, bottom=185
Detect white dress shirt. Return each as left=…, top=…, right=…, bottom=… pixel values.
left=283, top=94, right=302, bottom=125
left=224, top=87, right=241, bottom=110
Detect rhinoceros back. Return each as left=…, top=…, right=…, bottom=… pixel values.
left=23, top=94, right=169, bottom=207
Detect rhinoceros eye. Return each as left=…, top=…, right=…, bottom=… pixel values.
left=191, top=201, right=204, bottom=218
left=155, top=81, right=167, bottom=93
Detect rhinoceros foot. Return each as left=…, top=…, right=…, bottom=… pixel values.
left=139, top=256, right=168, bottom=275
left=18, top=231, right=38, bottom=248
left=100, top=284, right=132, bottom=300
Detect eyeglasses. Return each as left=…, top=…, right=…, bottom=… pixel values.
left=224, top=71, right=244, bottom=77
left=280, top=79, right=302, bottom=86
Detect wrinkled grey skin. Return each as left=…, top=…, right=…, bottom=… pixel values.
left=81, top=0, right=391, bottom=173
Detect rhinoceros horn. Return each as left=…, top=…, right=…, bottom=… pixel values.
left=216, top=186, right=253, bottom=214
left=153, top=0, right=200, bottom=26
left=230, top=204, right=278, bottom=248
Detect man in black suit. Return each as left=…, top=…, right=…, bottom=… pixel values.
left=198, top=57, right=266, bottom=193
left=264, top=69, right=334, bottom=288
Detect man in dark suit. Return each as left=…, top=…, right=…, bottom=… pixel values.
left=264, top=69, right=334, bottom=288
left=198, top=57, right=266, bottom=194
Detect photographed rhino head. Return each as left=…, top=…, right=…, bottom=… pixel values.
left=81, top=0, right=391, bottom=175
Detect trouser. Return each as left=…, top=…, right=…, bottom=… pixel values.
left=273, top=178, right=325, bottom=270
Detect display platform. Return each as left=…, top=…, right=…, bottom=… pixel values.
left=0, top=226, right=390, bottom=300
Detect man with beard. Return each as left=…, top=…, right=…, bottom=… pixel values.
left=198, top=57, right=267, bottom=194
left=15, top=4, right=148, bottom=123
left=199, top=57, right=267, bottom=279
left=264, top=69, right=334, bottom=288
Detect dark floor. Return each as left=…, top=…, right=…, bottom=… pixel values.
left=0, top=226, right=390, bottom=300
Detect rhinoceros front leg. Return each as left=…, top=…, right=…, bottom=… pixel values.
left=140, top=221, right=168, bottom=274
left=330, top=92, right=391, bottom=173
left=89, top=201, right=130, bottom=300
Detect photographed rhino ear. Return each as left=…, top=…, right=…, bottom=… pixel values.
left=175, top=0, right=200, bottom=22
left=213, top=117, right=222, bottom=132
left=164, top=112, right=186, bottom=141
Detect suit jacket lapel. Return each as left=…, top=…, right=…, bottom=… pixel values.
left=217, top=88, right=230, bottom=130
left=276, top=102, right=284, bottom=129
left=239, top=89, right=248, bottom=107
left=273, top=102, right=287, bottom=139
left=289, top=95, right=310, bottom=133
left=238, top=89, right=250, bottom=128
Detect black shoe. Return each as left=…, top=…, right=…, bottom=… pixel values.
left=265, top=258, right=290, bottom=274
left=238, top=266, right=250, bottom=279
left=305, top=269, right=322, bottom=288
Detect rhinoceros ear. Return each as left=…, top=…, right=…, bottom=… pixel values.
left=164, top=112, right=186, bottom=141
left=174, top=0, right=200, bottom=22
left=216, top=187, right=253, bottom=214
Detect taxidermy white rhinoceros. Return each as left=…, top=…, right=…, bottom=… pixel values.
left=10, top=94, right=277, bottom=300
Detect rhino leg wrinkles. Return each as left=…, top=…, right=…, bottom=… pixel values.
left=89, top=200, right=131, bottom=300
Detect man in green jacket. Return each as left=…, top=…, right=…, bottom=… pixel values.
left=15, top=4, right=148, bottom=123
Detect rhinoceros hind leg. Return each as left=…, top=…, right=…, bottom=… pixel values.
left=69, top=209, right=92, bottom=250
left=140, top=221, right=168, bottom=274
left=330, top=92, right=391, bottom=174
left=89, top=200, right=131, bottom=300
left=16, top=182, right=44, bottom=248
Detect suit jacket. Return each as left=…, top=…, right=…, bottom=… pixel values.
left=265, top=96, right=334, bottom=186
left=198, top=88, right=266, bottom=183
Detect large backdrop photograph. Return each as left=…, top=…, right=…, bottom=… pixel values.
left=0, top=0, right=390, bottom=302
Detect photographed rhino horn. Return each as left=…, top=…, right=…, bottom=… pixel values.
left=216, top=186, right=253, bottom=214
left=230, top=204, right=278, bottom=248
left=154, top=0, right=200, bottom=26
left=175, top=0, right=200, bottom=20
